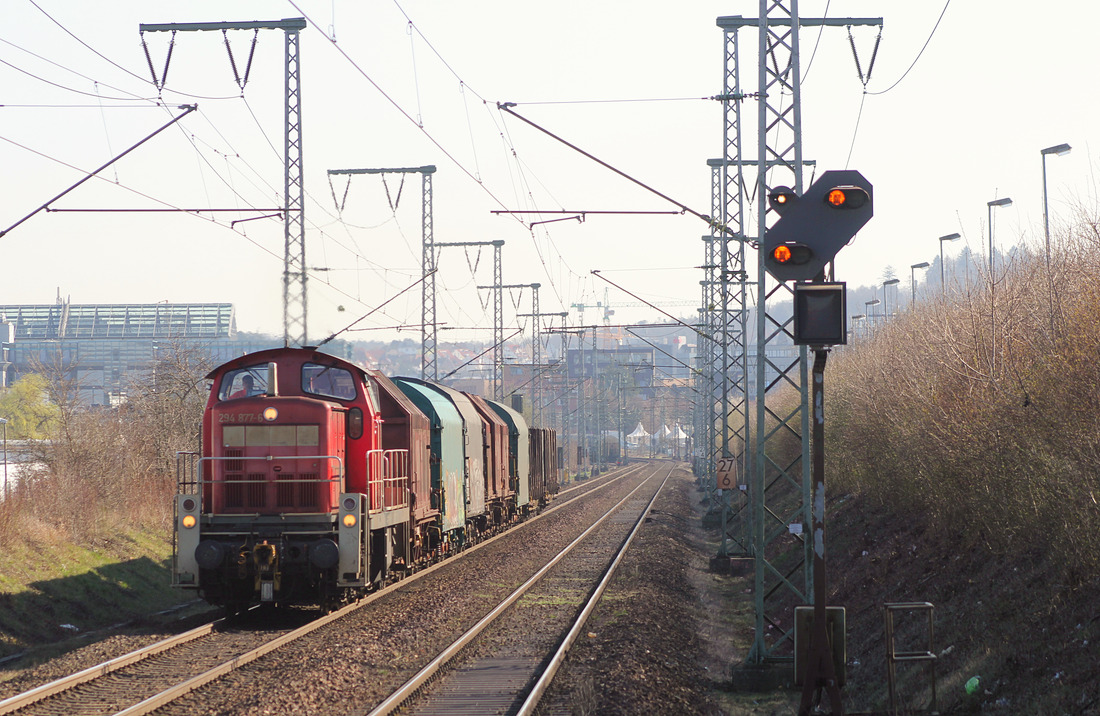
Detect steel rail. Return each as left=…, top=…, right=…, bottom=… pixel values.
left=114, top=601, right=365, bottom=716
left=113, top=464, right=648, bottom=716
left=0, top=618, right=221, bottom=715
left=1, top=463, right=642, bottom=715
left=0, top=462, right=645, bottom=716
left=364, top=464, right=664, bottom=716
left=517, top=465, right=673, bottom=715
left=115, top=464, right=647, bottom=716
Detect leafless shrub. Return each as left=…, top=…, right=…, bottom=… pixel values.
left=827, top=211, right=1100, bottom=578
left=117, top=341, right=212, bottom=528
left=5, top=341, right=210, bottom=544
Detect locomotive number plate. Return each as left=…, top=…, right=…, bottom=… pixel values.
left=218, top=413, right=264, bottom=424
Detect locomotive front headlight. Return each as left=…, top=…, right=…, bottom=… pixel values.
left=342, top=513, right=357, bottom=528
left=263, top=407, right=278, bottom=422
left=182, top=514, right=197, bottom=529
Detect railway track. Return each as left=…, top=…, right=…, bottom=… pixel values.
left=366, top=462, right=672, bottom=716
left=0, top=610, right=325, bottom=716
left=0, top=463, right=648, bottom=716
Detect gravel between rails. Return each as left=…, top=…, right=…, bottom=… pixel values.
left=0, top=608, right=219, bottom=702
left=154, top=467, right=659, bottom=716
left=539, top=463, right=733, bottom=715
left=4, top=462, right=733, bottom=716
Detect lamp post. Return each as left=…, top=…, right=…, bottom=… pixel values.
left=987, top=197, right=1012, bottom=380
left=865, top=299, right=880, bottom=332
left=850, top=314, right=864, bottom=341
left=882, top=278, right=900, bottom=320
left=0, top=418, right=7, bottom=501
left=938, top=233, right=961, bottom=295
left=910, top=262, right=930, bottom=305
left=1041, top=143, right=1071, bottom=270
left=987, top=197, right=1013, bottom=276
left=1041, top=143, right=1070, bottom=335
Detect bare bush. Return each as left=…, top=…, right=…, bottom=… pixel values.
left=5, top=342, right=210, bottom=544
left=828, top=214, right=1100, bottom=579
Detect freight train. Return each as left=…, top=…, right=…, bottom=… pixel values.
left=172, top=347, right=558, bottom=612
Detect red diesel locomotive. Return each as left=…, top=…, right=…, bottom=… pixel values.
left=172, top=347, right=558, bottom=612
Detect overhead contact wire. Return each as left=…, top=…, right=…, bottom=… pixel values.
left=866, top=0, right=952, bottom=96
left=299, top=0, right=578, bottom=316
left=496, top=104, right=729, bottom=236
left=287, top=1, right=512, bottom=215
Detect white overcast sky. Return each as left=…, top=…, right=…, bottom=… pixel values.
left=2, top=1, right=1097, bottom=343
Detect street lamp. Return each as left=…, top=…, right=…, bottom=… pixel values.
left=865, top=299, right=880, bottom=331
left=938, top=233, right=961, bottom=295
left=1041, top=143, right=1070, bottom=334
left=882, top=278, right=900, bottom=320
left=1041, top=142, right=1072, bottom=269
left=911, top=262, right=930, bottom=304
left=987, top=197, right=1013, bottom=275
left=0, top=418, right=7, bottom=501
left=850, top=314, right=864, bottom=341
left=987, top=197, right=1013, bottom=380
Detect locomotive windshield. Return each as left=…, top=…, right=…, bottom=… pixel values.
left=219, top=365, right=269, bottom=400
left=303, top=362, right=356, bottom=401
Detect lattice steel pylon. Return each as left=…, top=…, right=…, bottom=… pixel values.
left=717, top=4, right=881, bottom=667
left=137, top=18, right=308, bottom=346
left=282, top=26, right=306, bottom=347
left=421, top=169, right=437, bottom=380
left=712, top=16, right=753, bottom=560
left=697, top=179, right=719, bottom=502
left=696, top=20, right=753, bottom=560
left=323, top=167, right=435, bottom=365
left=493, top=242, right=504, bottom=399
left=513, top=284, right=546, bottom=424
left=473, top=243, right=509, bottom=399
left=529, top=284, right=541, bottom=424
left=697, top=169, right=720, bottom=488
left=749, top=2, right=812, bottom=665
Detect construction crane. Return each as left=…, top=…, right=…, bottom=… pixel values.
left=572, top=287, right=697, bottom=325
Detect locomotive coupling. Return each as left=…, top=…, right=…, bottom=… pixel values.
left=252, top=540, right=281, bottom=601
left=253, top=540, right=278, bottom=572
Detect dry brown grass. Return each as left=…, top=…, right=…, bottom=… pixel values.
left=828, top=213, right=1100, bottom=581
left=0, top=343, right=208, bottom=548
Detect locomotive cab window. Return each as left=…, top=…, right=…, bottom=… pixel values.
left=220, top=366, right=269, bottom=400
left=302, top=363, right=356, bottom=401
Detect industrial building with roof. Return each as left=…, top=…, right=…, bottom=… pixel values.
left=0, top=301, right=279, bottom=405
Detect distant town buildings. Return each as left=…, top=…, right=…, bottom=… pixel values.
left=0, top=301, right=279, bottom=405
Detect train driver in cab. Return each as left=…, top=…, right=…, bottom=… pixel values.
left=230, top=373, right=260, bottom=399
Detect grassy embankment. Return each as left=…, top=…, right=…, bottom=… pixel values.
left=0, top=522, right=188, bottom=666
left=0, top=348, right=207, bottom=665
left=823, top=214, right=1100, bottom=712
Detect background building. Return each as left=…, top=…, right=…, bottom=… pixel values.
left=0, top=300, right=279, bottom=405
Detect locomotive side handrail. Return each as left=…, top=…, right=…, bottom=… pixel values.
left=195, top=454, right=343, bottom=472
left=366, top=448, right=410, bottom=513
left=175, top=451, right=200, bottom=494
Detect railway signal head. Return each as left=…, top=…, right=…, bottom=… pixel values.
left=762, top=170, right=874, bottom=282
left=769, top=186, right=797, bottom=215
left=769, top=242, right=813, bottom=267
left=825, top=185, right=870, bottom=210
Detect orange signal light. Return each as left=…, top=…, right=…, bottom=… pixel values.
left=773, top=245, right=793, bottom=263
left=825, top=186, right=869, bottom=209
left=827, top=189, right=848, bottom=207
